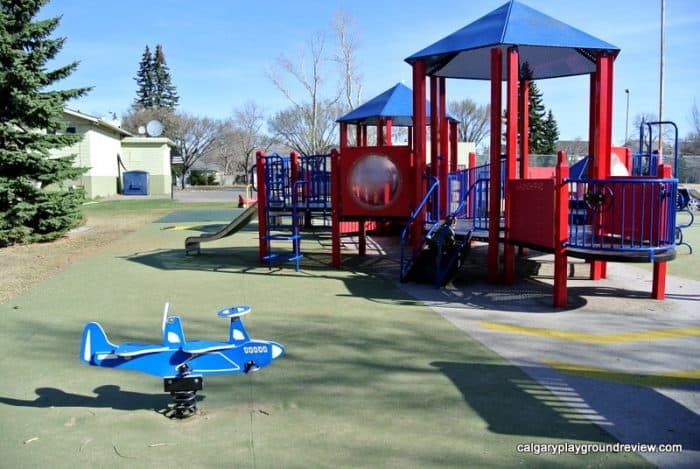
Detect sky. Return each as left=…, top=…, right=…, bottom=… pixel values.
left=39, top=0, right=700, bottom=144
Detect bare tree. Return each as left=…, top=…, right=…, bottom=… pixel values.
left=266, top=11, right=363, bottom=155
left=233, top=101, right=269, bottom=181
left=690, top=100, right=700, bottom=136
left=269, top=101, right=340, bottom=156
left=448, top=99, right=490, bottom=148
left=169, top=113, right=221, bottom=189
left=332, top=9, right=362, bottom=112
left=681, top=100, right=700, bottom=154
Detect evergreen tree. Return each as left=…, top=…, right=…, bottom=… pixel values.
left=541, top=110, right=559, bottom=154
left=0, top=0, right=91, bottom=247
left=152, top=44, right=179, bottom=109
left=133, top=45, right=155, bottom=108
left=527, top=81, right=549, bottom=154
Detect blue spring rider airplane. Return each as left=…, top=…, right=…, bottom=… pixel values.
left=80, top=303, right=285, bottom=417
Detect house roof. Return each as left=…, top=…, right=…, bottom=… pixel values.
left=63, top=108, right=133, bottom=137
left=405, top=0, right=620, bottom=80
left=337, top=83, right=457, bottom=126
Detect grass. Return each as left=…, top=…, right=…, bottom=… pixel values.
left=0, top=199, right=649, bottom=468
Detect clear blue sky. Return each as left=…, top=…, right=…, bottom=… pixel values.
left=41, top=0, right=700, bottom=143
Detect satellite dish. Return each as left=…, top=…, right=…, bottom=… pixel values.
left=146, top=120, right=163, bottom=137
left=137, top=126, right=146, bottom=135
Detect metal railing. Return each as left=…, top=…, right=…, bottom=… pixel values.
left=566, top=177, right=677, bottom=260
left=399, top=175, right=439, bottom=280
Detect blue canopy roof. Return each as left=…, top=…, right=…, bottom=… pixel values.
left=337, top=83, right=455, bottom=126
left=405, top=0, right=620, bottom=80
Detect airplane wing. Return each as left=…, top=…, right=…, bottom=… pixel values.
left=182, top=340, right=236, bottom=354
left=115, top=343, right=172, bottom=358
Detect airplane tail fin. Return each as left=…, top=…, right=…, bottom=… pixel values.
left=80, top=322, right=116, bottom=365
left=228, top=317, right=250, bottom=345
left=163, top=316, right=187, bottom=347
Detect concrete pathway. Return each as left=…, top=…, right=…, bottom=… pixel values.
left=395, top=253, right=700, bottom=468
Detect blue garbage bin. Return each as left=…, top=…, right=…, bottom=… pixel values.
left=122, top=171, right=149, bottom=195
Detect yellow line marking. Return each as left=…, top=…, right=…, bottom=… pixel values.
left=544, top=360, right=700, bottom=388
left=161, top=225, right=208, bottom=231
left=478, top=321, right=700, bottom=344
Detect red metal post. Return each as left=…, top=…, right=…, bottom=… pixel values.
left=356, top=124, right=362, bottom=148
left=589, top=53, right=614, bottom=280
left=488, top=48, right=503, bottom=283
left=361, top=125, right=367, bottom=147
left=386, top=117, right=393, bottom=146
left=439, top=76, right=449, bottom=218
left=504, top=47, right=519, bottom=284
left=449, top=121, right=458, bottom=173
left=518, top=79, right=529, bottom=256
left=255, top=151, right=268, bottom=264
left=519, top=79, right=529, bottom=179
left=377, top=117, right=384, bottom=146
left=290, top=151, right=299, bottom=183
left=412, top=60, right=427, bottom=248
left=652, top=163, right=672, bottom=299
left=553, top=151, right=570, bottom=307
left=468, top=151, right=476, bottom=218
left=331, top=149, right=341, bottom=267
left=430, top=76, right=439, bottom=179
left=340, top=122, right=348, bottom=150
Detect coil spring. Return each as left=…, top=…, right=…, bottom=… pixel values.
left=167, top=390, right=198, bottom=418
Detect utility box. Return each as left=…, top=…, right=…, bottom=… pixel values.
left=122, top=171, right=149, bottom=195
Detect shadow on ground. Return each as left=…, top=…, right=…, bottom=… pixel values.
left=0, top=385, right=190, bottom=413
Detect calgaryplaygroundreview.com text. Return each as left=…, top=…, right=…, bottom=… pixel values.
left=516, top=442, right=683, bottom=456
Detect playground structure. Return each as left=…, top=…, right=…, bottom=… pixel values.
left=237, top=1, right=687, bottom=308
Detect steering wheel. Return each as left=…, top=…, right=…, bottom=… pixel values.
left=584, top=185, right=614, bottom=213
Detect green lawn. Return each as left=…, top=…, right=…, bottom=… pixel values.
left=0, top=202, right=649, bottom=467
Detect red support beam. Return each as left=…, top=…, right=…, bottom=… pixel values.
left=519, top=79, right=529, bottom=179
left=589, top=54, right=614, bottom=280
left=356, top=124, right=362, bottom=148
left=340, top=122, right=348, bottom=150
left=377, top=117, right=384, bottom=146
left=488, top=48, right=503, bottom=283
left=385, top=117, right=393, bottom=146
left=449, top=121, right=458, bottom=173
left=331, top=149, right=341, bottom=267
left=504, top=47, right=519, bottom=284
left=412, top=60, right=427, bottom=248
left=430, top=76, right=439, bottom=179
left=255, top=150, right=268, bottom=264
left=553, top=151, right=570, bottom=307
left=439, top=76, right=449, bottom=218
left=652, top=163, right=672, bottom=299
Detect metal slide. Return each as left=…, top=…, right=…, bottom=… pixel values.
left=185, top=202, right=258, bottom=255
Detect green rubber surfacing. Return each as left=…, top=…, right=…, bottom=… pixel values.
left=0, top=209, right=647, bottom=468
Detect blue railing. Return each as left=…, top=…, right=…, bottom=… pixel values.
left=566, top=177, right=677, bottom=260
left=399, top=176, right=439, bottom=280
left=446, top=159, right=503, bottom=231
left=263, top=153, right=332, bottom=211
left=633, top=120, right=679, bottom=177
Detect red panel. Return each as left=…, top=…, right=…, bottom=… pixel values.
left=509, top=179, right=556, bottom=249
left=527, top=167, right=556, bottom=179
left=339, top=146, right=413, bottom=217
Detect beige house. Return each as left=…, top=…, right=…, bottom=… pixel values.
left=57, top=109, right=175, bottom=198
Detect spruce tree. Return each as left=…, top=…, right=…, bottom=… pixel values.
left=152, top=44, right=179, bottom=109
left=133, top=45, right=155, bottom=108
left=0, top=0, right=91, bottom=247
left=528, top=81, right=548, bottom=154
left=541, top=110, right=560, bottom=155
